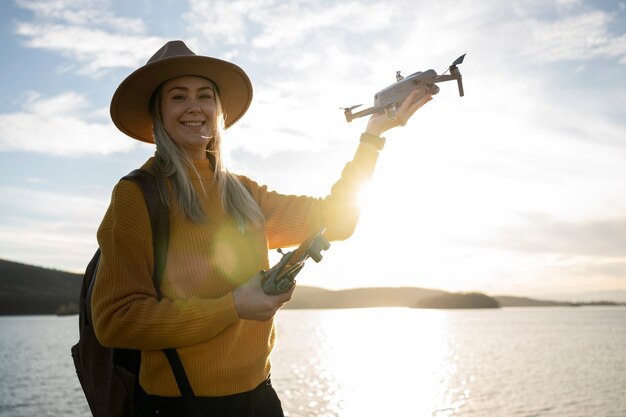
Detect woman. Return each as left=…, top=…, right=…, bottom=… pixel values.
left=91, top=40, right=431, bottom=416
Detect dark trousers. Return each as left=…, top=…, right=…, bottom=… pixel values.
left=135, top=378, right=284, bottom=417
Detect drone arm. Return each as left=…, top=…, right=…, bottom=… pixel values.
left=433, top=74, right=456, bottom=83
left=434, top=69, right=464, bottom=97
left=345, top=105, right=377, bottom=122
left=451, top=67, right=464, bottom=97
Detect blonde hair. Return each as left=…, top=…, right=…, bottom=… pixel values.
left=149, top=79, right=264, bottom=230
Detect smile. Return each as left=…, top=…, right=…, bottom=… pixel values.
left=181, top=121, right=204, bottom=127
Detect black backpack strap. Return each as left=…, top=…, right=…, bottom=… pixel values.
left=163, top=348, right=205, bottom=417
left=122, top=169, right=169, bottom=294
left=122, top=169, right=202, bottom=417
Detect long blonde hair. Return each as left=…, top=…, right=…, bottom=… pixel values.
left=149, top=79, right=264, bottom=230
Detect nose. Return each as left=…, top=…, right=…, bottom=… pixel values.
left=184, top=97, right=203, bottom=114
left=187, top=105, right=202, bottom=114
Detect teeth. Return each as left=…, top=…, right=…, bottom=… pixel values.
left=182, top=122, right=203, bottom=127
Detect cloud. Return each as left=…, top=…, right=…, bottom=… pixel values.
left=520, top=10, right=626, bottom=64
left=561, top=258, right=626, bottom=281
left=14, top=0, right=167, bottom=74
left=183, top=0, right=262, bottom=47
left=184, top=0, right=392, bottom=50
left=494, top=214, right=626, bottom=257
left=0, top=184, right=108, bottom=271
left=185, top=0, right=395, bottom=73
left=15, top=0, right=145, bottom=33
left=248, top=2, right=393, bottom=49
left=0, top=184, right=108, bottom=224
left=15, top=23, right=166, bottom=74
left=0, top=91, right=136, bottom=155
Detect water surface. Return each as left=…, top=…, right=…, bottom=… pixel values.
left=0, top=307, right=624, bottom=417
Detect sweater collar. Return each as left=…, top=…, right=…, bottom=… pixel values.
left=144, top=154, right=215, bottom=180
left=189, top=158, right=215, bottom=180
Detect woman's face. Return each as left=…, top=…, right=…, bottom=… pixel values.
left=159, top=75, right=217, bottom=160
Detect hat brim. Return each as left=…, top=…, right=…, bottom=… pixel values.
left=110, top=56, right=252, bottom=143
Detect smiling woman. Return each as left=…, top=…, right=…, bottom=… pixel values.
left=83, top=39, right=433, bottom=417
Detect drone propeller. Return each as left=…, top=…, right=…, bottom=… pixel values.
left=341, top=104, right=362, bottom=112
left=451, top=54, right=466, bottom=68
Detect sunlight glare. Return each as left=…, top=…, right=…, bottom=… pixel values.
left=313, top=308, right=463, bottom=417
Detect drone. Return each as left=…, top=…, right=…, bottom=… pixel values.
left=342, top=54, right=466, bottom=122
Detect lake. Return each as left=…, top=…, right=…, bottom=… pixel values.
left=0, top=307, right=624, bottom=417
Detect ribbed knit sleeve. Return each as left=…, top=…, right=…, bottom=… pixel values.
left=91, top=178, right=240, bottom=351
left=244, top=142, right=380, bottom=248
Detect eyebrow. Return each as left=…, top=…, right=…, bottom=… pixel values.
left=167, top=86, right=215, bottom=93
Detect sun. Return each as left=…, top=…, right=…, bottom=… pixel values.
left=337, top=132, right=502, bottom=291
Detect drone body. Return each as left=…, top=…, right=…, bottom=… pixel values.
left=343, top=54, right=466, bottom=122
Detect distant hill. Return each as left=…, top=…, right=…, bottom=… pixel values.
left=417, top=292, right=500, bottom=309
left=494, top=295, right=573, bottom=307
left=287, top=286, right=448, bottom=309
left=0, top=259, right=82, bottom=315
left=1, top=258, right=623, bottom=315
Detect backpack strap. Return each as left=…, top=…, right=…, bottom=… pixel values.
left=122, top=169, right=202, bottom=417
left=122, top=169, right=169, bottom=295
left=163, top=348, right=205, bottom=416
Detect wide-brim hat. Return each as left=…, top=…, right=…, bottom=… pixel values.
left=110, top=40, right=253, bottom=143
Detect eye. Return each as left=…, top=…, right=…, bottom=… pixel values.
left=199, top=92, right=214, bottom=100
left=171, top=94, right=185, bottom=101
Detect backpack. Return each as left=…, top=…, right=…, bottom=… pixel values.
left=71, top=169, right=201, bottom=417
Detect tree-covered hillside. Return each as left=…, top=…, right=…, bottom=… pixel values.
left=0, top=259, right=82, bottom=315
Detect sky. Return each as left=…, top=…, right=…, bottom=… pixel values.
left=1, top=0, right=625, bottom=301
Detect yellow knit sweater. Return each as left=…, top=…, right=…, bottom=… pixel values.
left=91, top=143, right=379, bottom=397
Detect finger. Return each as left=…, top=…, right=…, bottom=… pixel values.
left=272, top=286, right=295, bottom=304
left=262, top=284, right=292, bottom=305
left=397, top=89, right=423, bottom=113
left=395, top=90, right=430, bottom=120
left=400, top=93, right=432, bottom=120
left=407, top=93, right=432, bottom=115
